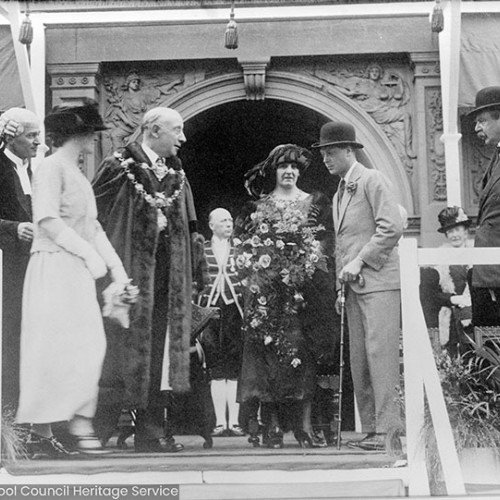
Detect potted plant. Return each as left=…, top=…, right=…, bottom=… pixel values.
left=424, top=338, right=500, bottom=490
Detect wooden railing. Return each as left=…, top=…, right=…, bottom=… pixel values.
left=400, top=238, right=500, bottom=495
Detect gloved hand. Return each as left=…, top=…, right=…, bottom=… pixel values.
left=110, top=264, right=129, bottom=287
left=84, top=249, right=108, bottom=279
left=450, top=294, right=471, bottom=308
left=54, top=226, right=107, bottom=279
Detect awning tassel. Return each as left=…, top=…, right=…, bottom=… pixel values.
left=431, top=0, right=444, bottom=33
left=224, top=0, right=238, bottom=50
left=18, top=7, right=33, bottom=45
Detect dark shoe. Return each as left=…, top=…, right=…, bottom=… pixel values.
left=265, top=425, right=284, bottom=449
left=295, top=430, right=327, bottom=449
left=27, top=434, right=79, bottom=459
left=345, top=432, right=376, bottom=446
left=247, top=416, right=260, bottom=447
left=211, top=425, right=226, bottom=437
left=229, top=425, right=245, bottom=437
left=347, top=433, right=386, bottom=451
left=134, top=437, right=184, bottom=453
left=323, top=428, right=339, bottom=447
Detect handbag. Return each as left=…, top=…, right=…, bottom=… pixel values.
left=102, top=281, right=139, bottom=328
left=191, top=302, right=220, bottom=342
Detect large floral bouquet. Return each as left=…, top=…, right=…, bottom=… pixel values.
left=234, top=196, right=326, bottom=366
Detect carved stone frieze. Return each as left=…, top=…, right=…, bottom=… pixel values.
left=409, top=52, right=440, bottom=79
left=426, top=88, right=446, bottom=202
left=101, top=69, right=204, bottom=151
left=308, top=61, right=416, bottom=175
left=47, top=63, right=102, bottom=106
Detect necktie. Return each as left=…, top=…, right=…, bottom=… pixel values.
left=337, top=179, right=346, bottom=210
left=27, top=162, right=33, bottom=182
left=151, top=157, right=168, bottom=181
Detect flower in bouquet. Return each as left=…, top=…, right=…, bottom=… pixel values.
left=235, top=197, right=325, bottom=366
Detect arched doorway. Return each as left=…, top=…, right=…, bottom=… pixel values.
left=180, top=99, right=334, bottom=236
left=168, top=71, right=414, bottom=236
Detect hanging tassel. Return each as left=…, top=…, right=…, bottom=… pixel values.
left=18, top=8, right=33, bottom=45
left=224, top=1, right=238, bottom=50
left=431, top=0, right=444, bottom=33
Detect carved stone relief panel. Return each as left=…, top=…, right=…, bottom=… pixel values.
left=300, top=58, right=416, bottom=176
left=100, top=60, right=238, bottom=154
left=102, top=70, right=189, bottom=152
left=425, top=88, right=446, bottom=202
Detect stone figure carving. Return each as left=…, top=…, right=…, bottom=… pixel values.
left=314, top=63, right=416, bottom=163
left=104, top=71, right=183, bottom=150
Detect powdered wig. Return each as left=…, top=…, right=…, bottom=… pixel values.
left=1, top=108, right=39, bottom=137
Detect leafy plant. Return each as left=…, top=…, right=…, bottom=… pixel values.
left=1, top=408, right=29, bottom=463
left=423, top=338, right=500, bottom=488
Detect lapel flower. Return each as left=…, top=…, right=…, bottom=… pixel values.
left=346, top=181, right=357, bottom=195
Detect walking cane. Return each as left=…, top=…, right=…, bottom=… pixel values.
left=336, top=281, right=346, bottom=450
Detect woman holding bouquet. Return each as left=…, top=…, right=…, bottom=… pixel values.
left=235, top=144, right=338, bottom=448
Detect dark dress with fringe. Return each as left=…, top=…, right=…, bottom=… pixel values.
left=235, top=191, right=338, bottom=404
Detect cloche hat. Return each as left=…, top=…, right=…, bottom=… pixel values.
left=311, top=122, right=364, bottom=149
left=437, top=206, right=472, bottom=233
left=45, top=99, right=108, bottom=135
left=467, top=86, right=500, bottom=118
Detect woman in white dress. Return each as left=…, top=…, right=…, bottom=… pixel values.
left=16, top=101, right=129, bottom=457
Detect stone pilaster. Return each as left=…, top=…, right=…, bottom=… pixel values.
left=46, top=63, right=102, bottom=179
left=409, top=51, right=444, bottom=247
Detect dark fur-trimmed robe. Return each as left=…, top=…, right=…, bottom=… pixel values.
left=92, top=143, right=197, bottom=408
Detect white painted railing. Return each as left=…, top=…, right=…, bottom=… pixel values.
left=400, top=238, right=500, bottom=495
left=0, top=249, right=2, bottom=447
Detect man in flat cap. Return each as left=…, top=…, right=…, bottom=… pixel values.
left=468, top=86, right=500, bottom=327
left=0, top=108, right=40, bottom=412
left=312, top=121, right=403, bottom=451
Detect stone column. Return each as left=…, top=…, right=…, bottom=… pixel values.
left=46, top=63, right=102, bottom=180
left=410, top=51, right=444, bottom=247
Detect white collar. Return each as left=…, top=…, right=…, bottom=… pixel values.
left=4, top=148, right=28, bottom=170
left=341, top=162, right=357, bottom=185
left=141, top=142, right=161, bottom=165
left=212, top=235, right=229, bottom=246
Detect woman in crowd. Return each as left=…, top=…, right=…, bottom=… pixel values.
left=16, top=100, right=130, bottom=458
left=420, top=206, right=473, bottom=355
left=234, top=144, right=338, bottom=448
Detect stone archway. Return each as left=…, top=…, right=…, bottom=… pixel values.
left=165, top=70, right=414, bottom=214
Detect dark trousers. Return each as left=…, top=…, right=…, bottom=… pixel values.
left=2, top=253, right=29, bottom=413
left=136, top=233, right=172, bottom=441
left=471, top=286, right=500, bottom=327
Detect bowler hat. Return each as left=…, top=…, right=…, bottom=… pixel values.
left=45, top=99, right=108, bottom=135
left=437, top=206, right=472, bottom=233
left=311, top=122, right=364, bottom=149
left=467, top=86, right=500, bottom=117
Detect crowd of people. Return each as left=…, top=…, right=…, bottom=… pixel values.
left=1, top=83, right=500, bottom=459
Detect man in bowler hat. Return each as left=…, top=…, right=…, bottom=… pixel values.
left=312, top=122, right=403, bottom=451
left=468, top=86, right=500, bottom=327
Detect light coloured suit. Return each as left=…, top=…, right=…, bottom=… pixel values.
left=333, top=161, right=403, bottom=434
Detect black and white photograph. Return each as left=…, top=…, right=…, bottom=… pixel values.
left=0, top=1, right=499, bottom=499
